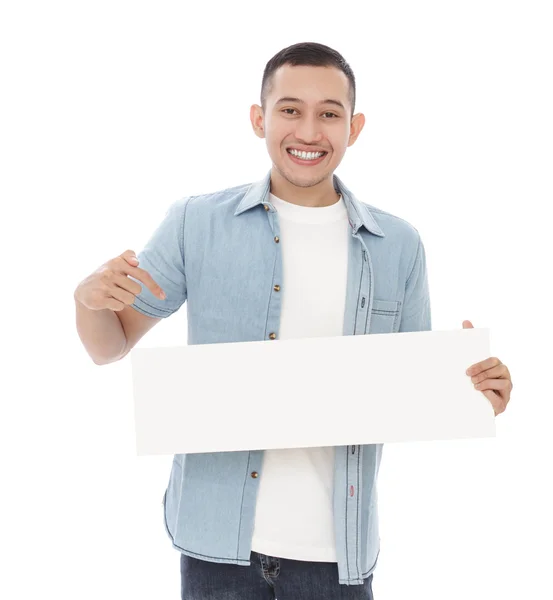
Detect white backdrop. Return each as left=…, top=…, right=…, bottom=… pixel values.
left=1, top=1, right=552, bottom=599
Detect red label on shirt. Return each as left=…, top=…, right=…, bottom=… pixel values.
left=350, top=485, right=355, bottom=497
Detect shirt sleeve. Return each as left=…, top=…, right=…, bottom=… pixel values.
left=399, top=234, right=432, bottom=333
left=130, top=197, right=190, bottom=319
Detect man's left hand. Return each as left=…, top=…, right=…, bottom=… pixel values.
left=463, top=320, right=513, bottom=416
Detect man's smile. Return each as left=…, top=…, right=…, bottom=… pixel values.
left=286, top=147, right=328, bottom=166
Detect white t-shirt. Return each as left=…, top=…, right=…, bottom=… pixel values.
left=250, top=191, right=349, bottom=562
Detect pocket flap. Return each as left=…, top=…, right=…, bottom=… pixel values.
left=372, top=299, right=401, bottom=314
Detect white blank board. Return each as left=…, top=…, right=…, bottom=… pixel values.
left=131, top=328, right=495, bottom=455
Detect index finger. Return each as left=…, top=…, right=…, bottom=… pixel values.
left=122, top=262, right=166, bottom=299
left=466, top=357, right=501, bottom=376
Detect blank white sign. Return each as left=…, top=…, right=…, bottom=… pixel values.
left=130, top=328, right=495, bottom=455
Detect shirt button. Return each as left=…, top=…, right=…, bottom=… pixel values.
left=264, top=204, right=270, bottom=211
left=251, top=471, right=259, bottom=478
left=273, top=284, right=280, bottom=292
left=274, top=236, right=280, bottom=243
left=269, top=332, right=276, bottom=340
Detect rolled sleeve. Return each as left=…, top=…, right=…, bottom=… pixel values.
left=131, top=197, right=190, bottom=319
left=399, top=235, right=432, bottom=333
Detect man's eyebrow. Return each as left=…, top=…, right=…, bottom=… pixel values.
left=275, top=97, right=345, bottom=110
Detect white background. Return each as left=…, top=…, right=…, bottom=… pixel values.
left=1, top=1, right=551, bottom=599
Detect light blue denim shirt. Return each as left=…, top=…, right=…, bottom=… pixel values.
left=131, top=169, right=431, bottom=586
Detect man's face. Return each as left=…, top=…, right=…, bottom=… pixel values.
left=251, top=64, right=365, bottom=190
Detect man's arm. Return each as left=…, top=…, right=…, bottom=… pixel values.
left=399, top=234, right=432, bottom=333
left=75, top=294, right=161, bottom=365
left=117, top=305, right=162, bottom=360
left=75, top=197, right=190, bottom=365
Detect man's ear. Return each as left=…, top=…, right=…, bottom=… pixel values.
left=250, top=104, right=265, bottom=139
left=347, top=112, right=366, bottom=147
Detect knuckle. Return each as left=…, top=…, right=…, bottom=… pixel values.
left=100, top=268, right=114, bottom=282
left=92, top=289, right=103, bottom=301
left=107, top=256, right=120, bottom=268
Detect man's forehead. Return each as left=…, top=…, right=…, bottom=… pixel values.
left=269, top=65, right=349, bottom=102
left=272, top=63, right=347, bottom=84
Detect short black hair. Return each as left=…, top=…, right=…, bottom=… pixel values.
left=260, top=42, right=356, bottom=117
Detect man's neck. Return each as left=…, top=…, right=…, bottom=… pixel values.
left=269, top=168, right=340, bottom=208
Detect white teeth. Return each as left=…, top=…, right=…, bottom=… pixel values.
left=288, top=149, right=324, bottom=160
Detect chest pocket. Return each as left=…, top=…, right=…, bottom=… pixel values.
left=368, top=299, right=402, bottom=334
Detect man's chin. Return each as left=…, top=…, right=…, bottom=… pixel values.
left=273, top=164, right=331, bottom=189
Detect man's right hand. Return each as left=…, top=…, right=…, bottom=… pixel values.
left=74, top=249, right=166, bottom=312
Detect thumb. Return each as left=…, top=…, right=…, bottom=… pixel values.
left=122, top=249, right=139, bottom=265
left=462, top=320, right=474, bottom=329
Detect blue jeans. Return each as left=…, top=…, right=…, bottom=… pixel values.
left=180, top=551, right=374, bottom=599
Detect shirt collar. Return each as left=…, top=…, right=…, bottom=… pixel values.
left=234, top=169, right=385, bottom=238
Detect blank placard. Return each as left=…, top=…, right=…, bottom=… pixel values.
left=131, top=328, right=495, bottom=455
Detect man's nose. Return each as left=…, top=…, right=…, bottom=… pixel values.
left=294, top=116, right=324, bottom=143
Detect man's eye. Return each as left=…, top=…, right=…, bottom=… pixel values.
left=281, top=108, right=338, bottom=118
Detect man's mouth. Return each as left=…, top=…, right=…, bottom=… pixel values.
left=286, top=148, right=328, bottom=163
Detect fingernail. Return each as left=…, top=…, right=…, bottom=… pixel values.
left=160, top=291, right=166, bottom=299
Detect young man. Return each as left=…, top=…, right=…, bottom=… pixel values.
left=74, top=42, right=513, bottom=600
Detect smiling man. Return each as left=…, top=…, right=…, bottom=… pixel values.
left=254, top=59, right=364, bottom=208
left=74, top=42, right=513, bottom=600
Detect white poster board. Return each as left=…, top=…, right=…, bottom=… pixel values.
left=131, top=328, right=495, bottom=455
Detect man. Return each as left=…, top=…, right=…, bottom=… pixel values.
left=74, top=42, right=513, bottom=600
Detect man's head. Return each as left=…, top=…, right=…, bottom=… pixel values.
left=250, top=42, right=365, bottom=194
